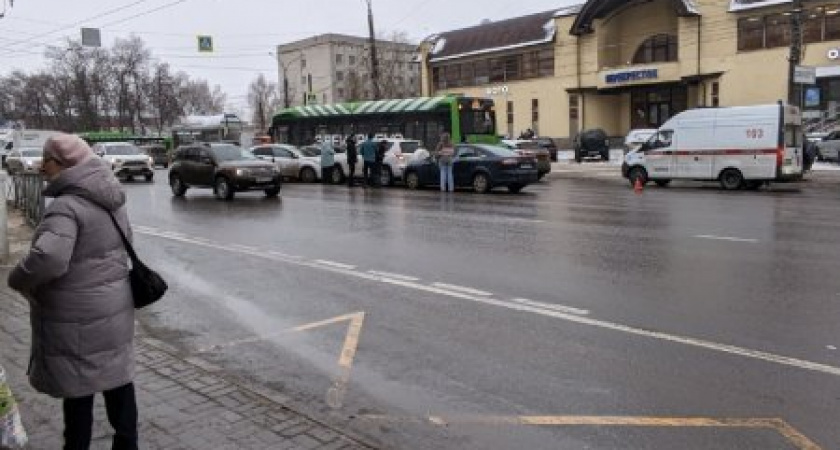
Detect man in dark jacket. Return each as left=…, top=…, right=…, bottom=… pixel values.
left=375, top=140, right=388, bottom=187
left=8, top=133, right=139, bottom=450
left=345, top=135, right=358, bottom=187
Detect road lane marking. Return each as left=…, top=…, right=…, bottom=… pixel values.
left=431, top=282, right=493, bottom=297
left=512, top=298, right=589, bottom=316
left=295, top=312, right=366, bottom=410
left=136, top=228, right=840, bottom=378
left=359, top=415, right=821, bottom=449
left=314, top=259, right=356, bottom=270
left=694, top=234, right=759, bottom=243
left=366, top=270, right=420, bottom=282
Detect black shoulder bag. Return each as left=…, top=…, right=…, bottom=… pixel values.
left=106, top=212, right=168, bottom=309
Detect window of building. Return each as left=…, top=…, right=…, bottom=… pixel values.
left=538, top=48, right=554, bottom=77
left=336, top=71, right=344, bottom=82
left=522, top=51, right=539, bottom=78
left=569, top=94, right=579, bottom=120
left=632, top=34, right=678, bottom=64
left=349, top=55, right=356, bottom=65
left=503, top=55, right=522, bottom=81
left=531, top=99, right=539, bottom=130
left=826, top=7, right=840, bottom=40
left=336, top=54, right=344, bottom=65
left=490, top=58, right=506, bottom=82
left=737, top=17, right=765, bottom=50
left=764, top=14, right=791, bottom=48
left=507, top=101, right=514, bottom=138
left=804, top=7, right=825, bottom=43
left=337, top=88, right=345, bottom=99
left=474, top=60, right=490, bottom=84
left=301, top=59, right=307, bottom=69
left=460, top=62, right=474, bottom=86
left=445, top=64, right=461, bottom=87
left=711, top=82, right=720, bottom=107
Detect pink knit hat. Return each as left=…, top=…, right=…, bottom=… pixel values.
left=43, top=133, right=95, bottom=168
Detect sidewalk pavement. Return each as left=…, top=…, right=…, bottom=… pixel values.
left=0, top=209, right=376, bottom=450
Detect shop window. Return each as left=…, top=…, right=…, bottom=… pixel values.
left=474, top=60, right=490, bottom=84
left=711, top=82, right=720, bottom=107
left=826, top=7, right=840, bottom=40
left=538, top=48, right=554, bottom=77
left=737, top=17, right=765, bottom=50
left=432, top=66, right=443, bottom=89
left=764, top=14, right=791, bottom=48
left=804, top=7, right=825, bottom=43
left=632, top=34, right=678, bottom=64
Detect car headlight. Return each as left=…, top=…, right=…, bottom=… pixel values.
left=25, top=160, right=33, bottom=167
left=236, top=168, right=250, bottom=176
left=148, top=157, right=154, bottom=165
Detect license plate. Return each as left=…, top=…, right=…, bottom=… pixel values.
left=255, top=177, right=272, bottom=183
left=520, top=164, right=533, bottom=169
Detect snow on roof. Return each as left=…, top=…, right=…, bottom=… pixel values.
left=554, top=4, right=584, bottom=17
left=728, top=0, right=791, bottom=12
left=430, top=37, right=447, bottom=55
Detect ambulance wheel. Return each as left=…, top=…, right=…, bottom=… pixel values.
left=719, top=169, right=744, bottom=191
left=654, top=179, right=671, bottom=187
left=628, top=167, right=647, bottom=187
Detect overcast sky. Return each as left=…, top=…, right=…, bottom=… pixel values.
left=0, top=0, right=579, bottom=116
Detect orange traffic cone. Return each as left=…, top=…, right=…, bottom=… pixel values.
left=633, top=177, right=644, bottom=194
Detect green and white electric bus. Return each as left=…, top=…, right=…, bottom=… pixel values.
left=270, top=95, right=499, bottom=150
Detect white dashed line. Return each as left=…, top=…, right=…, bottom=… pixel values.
left=511, top=298, right=589, bottom=316
left=367, top=270, right=420, bottom=282
left=314, top=260, right=356, bottom=270
left=135, top=228, right=840, bottom=378
left=694, top=234, right=759, bottom=243
left=431, top=282, right=493, bottom=297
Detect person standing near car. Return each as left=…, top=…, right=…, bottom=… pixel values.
left=359, top=133, right=377, bottom=187
left=435, top=132, right=455, bottom=192
left=345, top=135, right=358, bottom=187
left=7, top=133, right=139, bottom=450
left=320, top=140, right=335, bottom=184
left=375, top=139, right=387, bottom=187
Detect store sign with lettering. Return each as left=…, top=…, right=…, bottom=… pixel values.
left=605, top=69, right=658, bottom=84
left=828, top=48, right=840, bottom=60
left=485, top=85, right=509, bottom=96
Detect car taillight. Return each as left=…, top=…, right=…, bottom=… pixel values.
left=776, top=147, right=784, bottom=168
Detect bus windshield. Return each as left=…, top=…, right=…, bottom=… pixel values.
left=459, top=99, right=496, bottom=136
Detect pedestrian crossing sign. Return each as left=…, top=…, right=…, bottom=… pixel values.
left=197, top=35, right=213, bottom=53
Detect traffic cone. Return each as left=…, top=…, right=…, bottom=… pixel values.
left=633, top=177, right=644, bottom=194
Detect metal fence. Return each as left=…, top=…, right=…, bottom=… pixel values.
left=5, top=173, right=45, bottom=226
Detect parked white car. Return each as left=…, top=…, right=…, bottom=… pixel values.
left=623, top=128, right=657, bottom=153
left=815, top=130, right=840, bottom=162
left=379, top=139, right=425, bottom=186
left=5, top=147, right=43, bottom=174
left=250, top=144, right=325, bottom=183
left=92, top=142, right=155, bottom=182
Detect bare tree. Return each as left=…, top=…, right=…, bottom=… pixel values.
left=247, top=74, right=281, bottom=132
left=346, top=31, right=420, bottom=101
left=0, top=35, right=230, bottom=132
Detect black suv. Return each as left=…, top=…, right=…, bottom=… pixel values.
left=169, top=143, right=282, bottom=200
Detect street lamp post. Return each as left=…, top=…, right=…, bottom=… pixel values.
left=365, top=0, right=381, bottom=100
left=272, top=51, right=305, bottom=108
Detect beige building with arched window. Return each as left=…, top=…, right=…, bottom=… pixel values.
left=420, top=0, right=840, bottom=143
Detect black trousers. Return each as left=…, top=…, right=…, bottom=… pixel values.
left=63, top=383, right=138, bottom=450
left=363, top=162, right=375, bottom=186
left=347, top=161, right=356, bottom=186
left=321, top=166, right=333, bottom=184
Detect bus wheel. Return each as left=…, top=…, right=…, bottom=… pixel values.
left=719, top=169, right=744, bottom=191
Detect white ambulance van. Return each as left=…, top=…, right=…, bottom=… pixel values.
left=622, top=102, right=804, bottom=190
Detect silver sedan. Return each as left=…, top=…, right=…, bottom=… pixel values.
left=5, top=147, right=43, bottom=174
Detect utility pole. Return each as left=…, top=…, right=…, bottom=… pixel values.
left=366, top=0, right=381, bottom=100
left=788, top=0, right=804, bottom=106
left=257, top=99, right=266, bottom=132
left=283, top=69, right=290, bottom=108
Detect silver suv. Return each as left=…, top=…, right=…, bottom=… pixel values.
left=92, top=142, right=155, bottom=182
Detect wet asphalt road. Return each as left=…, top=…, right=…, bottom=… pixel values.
left=123, top=170, right=840, bottom=450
